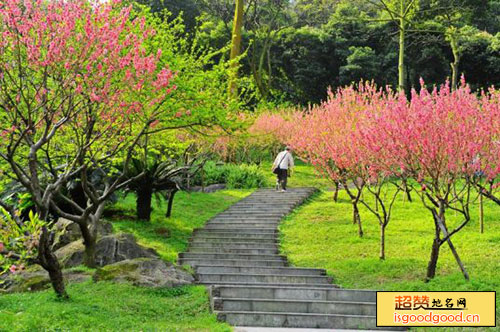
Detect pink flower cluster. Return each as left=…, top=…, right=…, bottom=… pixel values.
left=0, top=0, right=175, bottom=133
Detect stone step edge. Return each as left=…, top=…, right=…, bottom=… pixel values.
left=215, top=310, right=376, bottom=319
left=195, top=265, right=324, bottom=272
left=179, top=253, right=285, bottom=258
left=199, top=282, right=339, bottom=288
left=213, top=297, right=375, bottom=306
left=179, top=259, right=288, bottom=264
left=198, top=272, right=332, bottom=279
left=209, top=284, right=376, bottom=293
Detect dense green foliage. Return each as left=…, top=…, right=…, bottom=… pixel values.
left=158, top=0, right=500, bottom=106
left=193, top=161, right=268, bottom=189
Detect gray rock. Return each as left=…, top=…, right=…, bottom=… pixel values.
left=93, top=258, right=194, bottom=288
left=0, top=268, right=92, bottom=294
left=55, top=233, right=158, bottom=268
left=52, top=218, right=113, bottom=251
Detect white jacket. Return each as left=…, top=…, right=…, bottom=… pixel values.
left=273, top=151, right=294, bottom=170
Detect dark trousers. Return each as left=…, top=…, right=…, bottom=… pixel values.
left=277, top=169, right=288, bottom=190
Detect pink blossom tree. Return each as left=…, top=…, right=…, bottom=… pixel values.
left=0, top=0, right=180, bottom=296
left=375, top=79, right=499, bottom=280
left=285, top=88, right=368, bottom=237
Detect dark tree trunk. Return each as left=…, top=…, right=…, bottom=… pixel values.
left=380, top=224, right=386, bottom=260
left=426, top=206, right=445, bottom=282
left=79, top=222, right=97, bottom=268
left=136, top=185, right=153, bottom=221
left=333, top=182, right=339, bottom=202
left=426, top=236, right=441, bottom=282
left=38, top=227, right=68, bottom=298
left=353, top=202, right=363, bottom=237
left=166, top=189, right=178, bottom=218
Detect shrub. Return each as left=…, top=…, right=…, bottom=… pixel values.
left=195, top=161, right=268, bottom=189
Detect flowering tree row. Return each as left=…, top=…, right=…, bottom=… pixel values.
left=257, top=79, right=499, bottom=281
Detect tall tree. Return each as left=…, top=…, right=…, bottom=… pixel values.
left=366, top=0, right=422, bottom=92
left=229, top=0, right=245, bottom=97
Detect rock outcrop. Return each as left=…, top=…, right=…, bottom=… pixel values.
left=55, top=233, right=158, bottom=268
left=93, top=257, right=194, bottom=287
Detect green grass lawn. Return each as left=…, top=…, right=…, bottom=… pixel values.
left=0, top=283, right=231, bottom=331
left=110, top=190, right=252, bottom=262
left=0, top=189, right=251, bottom=332
left=279, top=188, right=500, bottom=330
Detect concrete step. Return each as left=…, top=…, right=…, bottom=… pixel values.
left=210, top=216, right=282, bottom=220
left=207, top=221, right=280, bottom=226
left=197, top=273, right=333, bottom=285
left=210, top=285, right=375, bottom=302
left=189, top=237, right=279, bottom=245
left=202, top=226, right=278, bottom=232
left=215, top=214, right=285, bottom=219
left=179, top=252, right=286, bottom=261
left=188, top=242, right=278, bottom=249
left=191, top=233, right=278, bottom=240
left=201, top=282, right=336, bottom=288
left=196, top=266, right=325, bottom=276
left=213, top=298, right=376, bottom=316
left=194, top=229, right=278, bottom=235
left=215, top=311, right=401, bottom=330
left=189, top=247, right=279, bottom=255
left=179, top=258, right=287, bottom=267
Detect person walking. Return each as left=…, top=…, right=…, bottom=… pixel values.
left=272, top=146, right=294, bottom=192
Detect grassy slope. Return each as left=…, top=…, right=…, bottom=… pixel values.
left=111, top=190, right=251, bottom=262
left=0, top=189, right=251, bottom=331
left=274, top=162, right=500, bottom=330
left=0, top=283, right=230, bottom=331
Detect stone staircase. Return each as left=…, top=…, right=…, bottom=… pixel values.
left=178, top=188, right=403, bottom=330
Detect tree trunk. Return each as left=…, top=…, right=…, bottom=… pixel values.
left=435, top=210, right=470, bottom=281
left=479, top=193, right=484, bottom=233
left=136, top=185, right=153, bottom=221
left=79, top=222, right=97, bottom=268
left=333, top=182, right=339, bottom=202
left=228, top=0, right=244, bottom=97
left=380, top=224, right=386, bottom=260
left=398, top=15, right=406, bottom=92
left=38, top=227, right=68, bottom=298
left=449, top=31, right=460, bottom=91
left=426, top=236, right=441, bottom=282
left=166, top=189, right=178, bottom=218
left=353, top=202, right=363, bottom=237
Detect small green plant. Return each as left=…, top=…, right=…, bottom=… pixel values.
left=0, top=208, right=45, bottom=279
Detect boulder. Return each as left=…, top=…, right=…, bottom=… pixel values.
left=93, top=258, right=194, bottom=288
left=52, top=218, right=113, bottom=251
left=0, top=268, right=92, bottom=294
left=55, top=233, right=158, bottom=268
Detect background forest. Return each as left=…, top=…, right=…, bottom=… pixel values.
left=146, top=0, right=500, bottom=106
